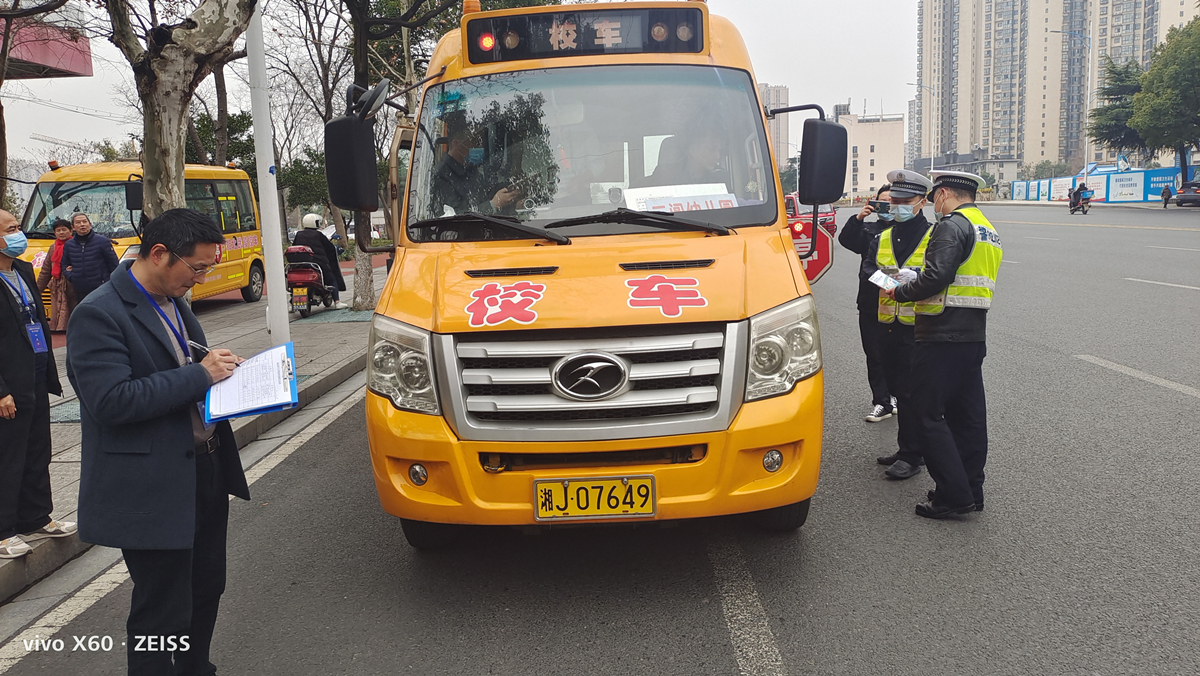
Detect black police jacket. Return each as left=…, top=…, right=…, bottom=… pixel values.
left=893, top=205, right=989, bottom=342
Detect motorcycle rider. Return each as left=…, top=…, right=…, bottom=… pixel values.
left=291, top=214, right=347, bottom=309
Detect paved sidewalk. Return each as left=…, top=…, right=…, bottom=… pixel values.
left=0, top=262, right=388, bottom=604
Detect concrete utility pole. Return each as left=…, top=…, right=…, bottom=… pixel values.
left=246, top=4, right=291, bottom=345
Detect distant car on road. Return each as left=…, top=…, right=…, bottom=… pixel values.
left=1174, top=181, right=1200, bottom=207
left=784, top=193, right=837, bottom=237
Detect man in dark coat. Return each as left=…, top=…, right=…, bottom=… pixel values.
left=61, top=212, right=120, bottom=302
left=67, top=208, right=249, bottom=675
left=0, top=209, right=74, bottom=559
left=291, top=214, right=347, bottom=309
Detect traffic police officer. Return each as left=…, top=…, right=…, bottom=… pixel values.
left=883, top=170, right=1002, bottom=519
left=865, top=169, right=934, bottom=480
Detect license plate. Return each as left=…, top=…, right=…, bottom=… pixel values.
left=290, top=289, right=308, bottom=311
left=533, top=476, right=655, bottom=522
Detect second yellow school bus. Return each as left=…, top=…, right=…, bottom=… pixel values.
left=19, top=161, right=266, bottom=309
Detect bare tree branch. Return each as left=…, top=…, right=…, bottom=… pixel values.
left=0, top=0, right=66, bottom=20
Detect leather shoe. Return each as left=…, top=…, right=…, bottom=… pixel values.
left=927, top=490, right=984, bottom=511
left=876, top=453, right=899, bottom=466
left=915, top=499, right=976, bottom=519
left=885, top=459, right=922, bottom=479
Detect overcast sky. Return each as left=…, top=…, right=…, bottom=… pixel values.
left=3, top=0, right=919, bottom=167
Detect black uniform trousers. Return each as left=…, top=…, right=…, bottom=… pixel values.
left=122, top=448, right=229, bottom=676
left=857, top=313, right=892, bottom=407
left=908, top=341, right=988, bottom=508
left=878, top=322, right=920, bottom=464
left=0, top=381, right=53, bottom=540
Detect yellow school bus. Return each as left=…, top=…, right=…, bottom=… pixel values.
left=332, top=0, right=847, bottom=548
left=19, top=161, right=266, bottom=310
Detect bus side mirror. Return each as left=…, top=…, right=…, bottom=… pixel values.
left=324, top=114, right=379, bottom=212
left=125, top=182, right=143, bottom=212
left=796, top=118, right=847, bottom=205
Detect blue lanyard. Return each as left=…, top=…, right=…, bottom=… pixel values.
left=1, top=270, right=35, bottom=324
left=128, top=270, right=192, bottom=364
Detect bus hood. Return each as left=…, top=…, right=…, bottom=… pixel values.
left=378, top=228, right=811, bottom=334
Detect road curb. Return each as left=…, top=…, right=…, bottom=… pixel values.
left=0, top=348, right=368, bottom=606
left=986, top=200, right=1173, bottom=211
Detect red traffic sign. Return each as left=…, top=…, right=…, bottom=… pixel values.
left=788, top=216, right=835, bottom=283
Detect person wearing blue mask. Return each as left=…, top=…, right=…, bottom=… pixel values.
left=431, top=123, right=522, bottom=219
left=0, top=209, right=74, bottom=559
left=838, top=184, right=898, bottom=424
left=861, top=169, right=935, bottom=481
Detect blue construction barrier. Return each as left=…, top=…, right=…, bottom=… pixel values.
left=1010, top=167, right=1187, bottom=203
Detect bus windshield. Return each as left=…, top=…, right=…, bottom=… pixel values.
left=407, top=64, right=777, bottom=242
left=22, top=182, right=140, bottom=240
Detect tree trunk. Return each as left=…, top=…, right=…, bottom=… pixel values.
left=187, top=115, right=209, bottom=165
left=214, top=62, right=229, bottom=165
left=329, top=203, right=348, bottom=244
left=0, top=99, right=8, bottom=207
left=139, top=66, right=193, bottom=217
left=352, top=212, right=375, bottom=311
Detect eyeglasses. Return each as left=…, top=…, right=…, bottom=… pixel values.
left=171, top=251, right=216, bottom=276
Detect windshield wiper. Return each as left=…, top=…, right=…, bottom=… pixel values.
left=543, top=208, right=730, bottom=236
left=409, top=212, right=570, bottom=245
left=25, top=231, right=56, bottom=239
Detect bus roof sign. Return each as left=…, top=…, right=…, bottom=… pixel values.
left=465, top=7, right=704, bottom=65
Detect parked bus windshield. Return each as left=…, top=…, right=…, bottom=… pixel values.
left=22, top=182, right=140, bottom=240
left=407, top=64, right=776, bottom=241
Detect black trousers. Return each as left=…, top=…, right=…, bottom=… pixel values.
left=878, top=323, right=919, bottom=464
left=857, top=313, right=891, bottom=407
left=0, top=381, right=53, bottom=540
left=909, top=342, right=989, bottom=507
left=123, top=449, right=229, bottom=676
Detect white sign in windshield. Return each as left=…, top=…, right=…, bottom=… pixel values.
left=624, top=184, right=732, bottom=211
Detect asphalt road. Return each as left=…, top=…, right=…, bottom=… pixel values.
left=4, top=203, right=1199, bottom=675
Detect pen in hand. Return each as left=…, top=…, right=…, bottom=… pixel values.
left=191, top=342, right=245, bottom=371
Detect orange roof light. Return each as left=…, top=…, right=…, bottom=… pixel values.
left=48, top=160, right=60, bottom=170
left=463, top=0, right=480, bottom=14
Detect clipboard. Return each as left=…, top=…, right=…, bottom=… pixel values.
left=203, top=342, right=299, bottom=423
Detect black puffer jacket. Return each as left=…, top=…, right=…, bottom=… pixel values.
left=893, top=205, right=990, bottom=342
left=62, top=231, right=119, bottom=295
left=838, top=213, right=890, bottom=313
left=291, top=228, right=346, bottom=291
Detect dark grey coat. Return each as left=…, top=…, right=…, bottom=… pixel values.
left=65, top=262, right=250, bottom=550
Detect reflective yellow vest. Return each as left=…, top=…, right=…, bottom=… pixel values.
left=914, top=206, right=1002, bottom=315
left=876, top=224, right=933, bottom=324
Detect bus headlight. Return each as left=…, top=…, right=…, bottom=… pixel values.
left=745, top=296, right=821, bottom=402
left=368, top=314, right=439, bottom=414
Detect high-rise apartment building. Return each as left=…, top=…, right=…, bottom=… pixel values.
left=906, top=99, right=920, bottom=168
left=758, top=83, right=790, bottom=164
left=914, top=0, right=1197, bottom=170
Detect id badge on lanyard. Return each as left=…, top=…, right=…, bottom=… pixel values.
left=3, top=273, right=47, bottom=354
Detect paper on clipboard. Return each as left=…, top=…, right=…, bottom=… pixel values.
left=868, top=270, right=900, bottom=290
left=204, top=342, right=297, bottom=422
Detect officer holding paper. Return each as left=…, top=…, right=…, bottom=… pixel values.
left=67, top=208, right=250, bottom=675
left=883, top=170, right=1002, bottom=519
left=862, top=170, right=934, bottom=480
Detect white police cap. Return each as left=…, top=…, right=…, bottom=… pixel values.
left=885, top=169, right=934, bottom=199
left=928, top=170, right=986, bottom=196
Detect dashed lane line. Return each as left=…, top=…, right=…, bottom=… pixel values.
left=993, top=219, right=1200, bottom=232
left=1024, top=236, right=1060, bottom=240
left=1075, top=355, right=1200, bottom=401
left=1123, top=278, right=1200, bottom=291
left=0, top=388, right=367, bottom=673
left=1146, top=245, right=1200, bottom=252
left=707, top=535, right=786, bottom=676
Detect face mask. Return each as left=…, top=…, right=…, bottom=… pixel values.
left=892, top=203, right=921, bottom=222
left=1, top=231, right=28, bottom=258
left=467, top=148, right=485, bottom=166
left=877, top=212, right=895, bottom=221
left=932, top=191, right=946, bottom=220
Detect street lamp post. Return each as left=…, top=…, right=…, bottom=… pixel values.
left=1051, top=30, right=1094, bottom=167
left=908, top=82, right=938, bottom=172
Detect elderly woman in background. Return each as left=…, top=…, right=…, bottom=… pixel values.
left=36, top=219, right=76, bottom=331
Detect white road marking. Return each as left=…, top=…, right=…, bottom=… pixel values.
left=1123, top=278, right=1200, bottom=291
left=1024, top=236, right=1060, bottom=240
left=707, top=535, right=786, bottom=676
left=1002, top=260, right=1022, bottom=264
left=1146, top=245, right=1200, bottom=252
left=1075, top=355, right=1200, bottom=401
left=0, top=389, right=367, bottom=674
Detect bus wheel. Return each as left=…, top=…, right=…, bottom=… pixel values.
left=400, top=518, right=459, bottom=550
left=241, top=263, right=264, bottom=302
left=754, top=498, right=810, bottom=532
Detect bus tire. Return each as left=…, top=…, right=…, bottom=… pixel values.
left=400, top=518, right=459, bottom=550
left=754, top=498, right=810, bottom=532
left=241, top=263, right=264, bottom=302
